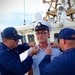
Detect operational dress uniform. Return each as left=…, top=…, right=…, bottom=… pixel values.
left=0, top=27, right=33, bottom=75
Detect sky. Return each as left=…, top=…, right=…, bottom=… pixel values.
left=0, top=0, right=49, bottom=31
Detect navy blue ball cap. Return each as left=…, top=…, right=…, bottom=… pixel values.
left=58, top=28, right=75, bottom=40
left=34, top=20, right=52, bottom=32
left=1, top=27, right=23, bottom=39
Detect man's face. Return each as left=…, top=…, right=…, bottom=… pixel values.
left=35, top=30, right=50, bottom=43
left=59, top=39, right=64, bottom=51
left=3, top=38, right=19, bottom=49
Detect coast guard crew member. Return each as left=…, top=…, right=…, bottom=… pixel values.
left=0, top=27, right=39, bottom=75
left=28, top=20, right=61, bottom=75
left=39, top=28, right=75, bottom=75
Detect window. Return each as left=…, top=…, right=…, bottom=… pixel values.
left=54, top=33, right=59, bottom=43
left=28, top=34, right=34, bottom=42
left=19, top=35, right=26, bottom=44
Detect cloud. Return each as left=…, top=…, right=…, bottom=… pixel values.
left=0, top=23, right=8, bottom=31
left=0, top=0, right=49, bottom=26
left=0, top=12, right=33, bottom=26
left=25, top=0, right=43, bottom=13
left=0, top=0, right=45, bottom=14
left=0, top=0, right=24, bottom=14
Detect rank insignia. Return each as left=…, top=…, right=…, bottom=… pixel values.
left=37, top=22, right=41, bottom=26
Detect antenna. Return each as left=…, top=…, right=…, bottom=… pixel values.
left=24, top=0, right=26, bottom=25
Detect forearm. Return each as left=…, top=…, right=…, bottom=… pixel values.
left=17, top=43, right=30, bottom=54
left=39, top=54, right=62, bottom=75
left=39, top=55, right=51, bottom=75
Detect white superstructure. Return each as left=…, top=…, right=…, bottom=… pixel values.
left=16, top=0, right=75, bottom=44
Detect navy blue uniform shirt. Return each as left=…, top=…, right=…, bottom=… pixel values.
left=0, top=42, right=33, bottom=75
left=39, top=48, right=75, bottom=75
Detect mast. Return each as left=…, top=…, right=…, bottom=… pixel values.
left=43, top=0, right=75, bottom=22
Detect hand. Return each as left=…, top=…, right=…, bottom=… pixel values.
left=30, top=46, right=39, bottom=56
left=50, top=42, right=60, bottom=48
left=28, top=41, right=36, bottom=47
left=45, top=46, right=52, bottom=55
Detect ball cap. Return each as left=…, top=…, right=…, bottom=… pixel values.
left=34, top=20, right=52, bottom=32
left=1, top=27, right=23, bottom=39
left=58, top=28, right=75, bottom=40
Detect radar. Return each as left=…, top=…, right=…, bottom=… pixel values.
left=32, top=12, right=42, bottom=22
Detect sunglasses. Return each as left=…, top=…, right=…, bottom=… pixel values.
left=13, top=39, right=18, bottom=42
left=8, top=38, right=18, bottom=42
